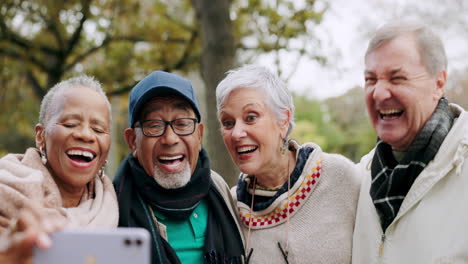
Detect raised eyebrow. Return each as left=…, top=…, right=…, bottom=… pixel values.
left=389, top=68, right=404, bottom=75
left=242, top=102, right=263, bottom=111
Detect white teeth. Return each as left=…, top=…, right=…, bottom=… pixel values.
left=159, top=155, right=183, bottom=161
left=66, top=150, right=94, bottom=158
left=379, top=109, right=402, bottom=115
left=237, top=146, right=257, bottom=153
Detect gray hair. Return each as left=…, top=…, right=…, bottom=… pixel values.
left=216, top=65, right=295, bottom=137
left=365, top=20, right=447, bottom=75
left=39, top=75, right=111, bottom=128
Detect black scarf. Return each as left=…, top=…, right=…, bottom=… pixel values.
left=370, top=98, right=454, bottom=232
left=114, top=149, right=244, bottom=264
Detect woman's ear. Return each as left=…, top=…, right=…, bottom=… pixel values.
left=35, top=124, right=46, bottom=149
left=280, top=109, right=292, bottom=139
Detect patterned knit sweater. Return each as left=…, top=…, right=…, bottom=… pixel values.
left=232, top=142, right=360, bottom=264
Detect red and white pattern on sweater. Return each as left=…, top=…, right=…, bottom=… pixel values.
left=238, top=158, right=322, bottom=229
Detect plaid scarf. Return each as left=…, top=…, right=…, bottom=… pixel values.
left=370, top=98, right=454, bottom=232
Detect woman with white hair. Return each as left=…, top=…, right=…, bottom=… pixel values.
left=216, top=65, right=360, bottom=263
left=0, top=75, right=118, bottom=264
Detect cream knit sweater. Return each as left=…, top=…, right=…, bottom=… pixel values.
left=232, top=142, right=360, bottom=264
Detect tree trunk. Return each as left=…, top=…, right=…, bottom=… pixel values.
left=191, top=0, right=239, bottom=186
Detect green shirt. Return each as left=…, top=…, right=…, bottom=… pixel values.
left=154, top=199, right=209, bottom=264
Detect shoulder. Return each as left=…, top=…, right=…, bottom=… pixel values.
left=357, top=148, right=375, bottom=172
left=301, top=142, right=356, bottom=175
left=210, top=170, right=232, bottom=199
left=1, top=151, right=24, bottom=166
left=0, top=149, right=43, bottom=178
left=230, top=185, right=238, bottom=201
left=210, top=170, right=229, bottom=188
left=320, top=152, right=361, bottom=186
left=298, top=142, right=361, bottom=187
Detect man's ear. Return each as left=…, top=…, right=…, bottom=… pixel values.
left=35, top=124, right=46, bottom=149
left=197, top=122, right=204, bottom=152
left=434, top=69, right=447, bottom=100
left=124, top=128, right=138, bottom=158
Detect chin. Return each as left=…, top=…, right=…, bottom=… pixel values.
left=238, top=165, right=256, bottom=176
left=153, top=164, right=191, bottom=189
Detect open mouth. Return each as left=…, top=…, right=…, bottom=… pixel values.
left=159, top=155, right=184, bottom=165
left=379, top=109, right=403, bottom=120
left=237, top=145, right=258, bottom=155
left=66, top=149, right=96, bottom=163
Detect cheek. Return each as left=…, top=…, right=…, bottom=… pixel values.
left=364, top=96, right=378, bottom=121
left=45, top=130, right=60, bottom=151
left=135, top=138, right=154, bottom=165
left=221, top=131, right=232, bottom=146
left=101, top=136, right=111, bottom=153
left=364, top=92, right=374, bottom=109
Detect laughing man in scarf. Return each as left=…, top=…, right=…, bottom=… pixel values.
left=114, top=71, right=244, bottom=264
left=352, top=20, right=468, bottom=263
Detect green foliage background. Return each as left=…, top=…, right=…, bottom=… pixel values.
left=6, top=0, right=442, bottom=173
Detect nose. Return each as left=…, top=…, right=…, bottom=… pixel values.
left=231, top=122, right=247, bottom=141
left=73, top=125, right=95, bottom=142
left=372, top=80, right=392, bottom=102
left=160, top=124, right=179, bottom=145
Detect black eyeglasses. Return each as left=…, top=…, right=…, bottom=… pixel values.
left=136, top=118, right=198, bottom=137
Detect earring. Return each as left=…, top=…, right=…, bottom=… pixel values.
left=98, top=160, right=108, bottom=178
left=280, top=137, right=288, bottom=155
left=39, top=147, right=47, bottom=165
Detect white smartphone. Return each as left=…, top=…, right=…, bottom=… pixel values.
left=33, top=227, right=151, bottom=264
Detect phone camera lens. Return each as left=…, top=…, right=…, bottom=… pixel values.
left=124, top=238, right=132, bottom=246
left=135, top=239, right=142, bottom=246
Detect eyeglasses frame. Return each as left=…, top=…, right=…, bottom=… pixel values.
left=135, top=118, right=198, bottom=137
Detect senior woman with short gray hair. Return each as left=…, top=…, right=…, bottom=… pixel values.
left=216, top=64, right=360, bottom=264
left=0, top=75, right=118, bottom=264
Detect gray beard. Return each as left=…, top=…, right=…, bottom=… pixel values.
left=153, top=163, right=191, bottom=189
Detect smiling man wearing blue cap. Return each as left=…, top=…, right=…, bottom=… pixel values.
left=113, top=71, right=244, bottom=264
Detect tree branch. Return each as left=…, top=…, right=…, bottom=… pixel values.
left=0, top=49, right=50, bottom=73
left=0, top=14, right=59, bottom=56
left=163, top=13, right=195, bottom=32
left=106, top=80, right=140, bottom=97
left=63, top=35, right=148, bottom=72
left=172, top=29, right=198, bottom=70
left=40, top=13, right=65, bottom=50
left=26, top=71, right=46, bottom=99
left=65, top=0, right=92, bottom=55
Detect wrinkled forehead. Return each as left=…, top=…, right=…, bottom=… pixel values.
left=47, top=86, right=109, bottom=123
left=140, top=95, right=195, bottom=120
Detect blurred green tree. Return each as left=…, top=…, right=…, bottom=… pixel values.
left=291, top=89, right=376, bottom=163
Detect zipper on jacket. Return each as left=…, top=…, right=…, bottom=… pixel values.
left=378, top=234, right=386, bottom=257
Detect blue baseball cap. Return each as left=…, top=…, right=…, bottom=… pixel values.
left=128, top=71, right=201, bottom=127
